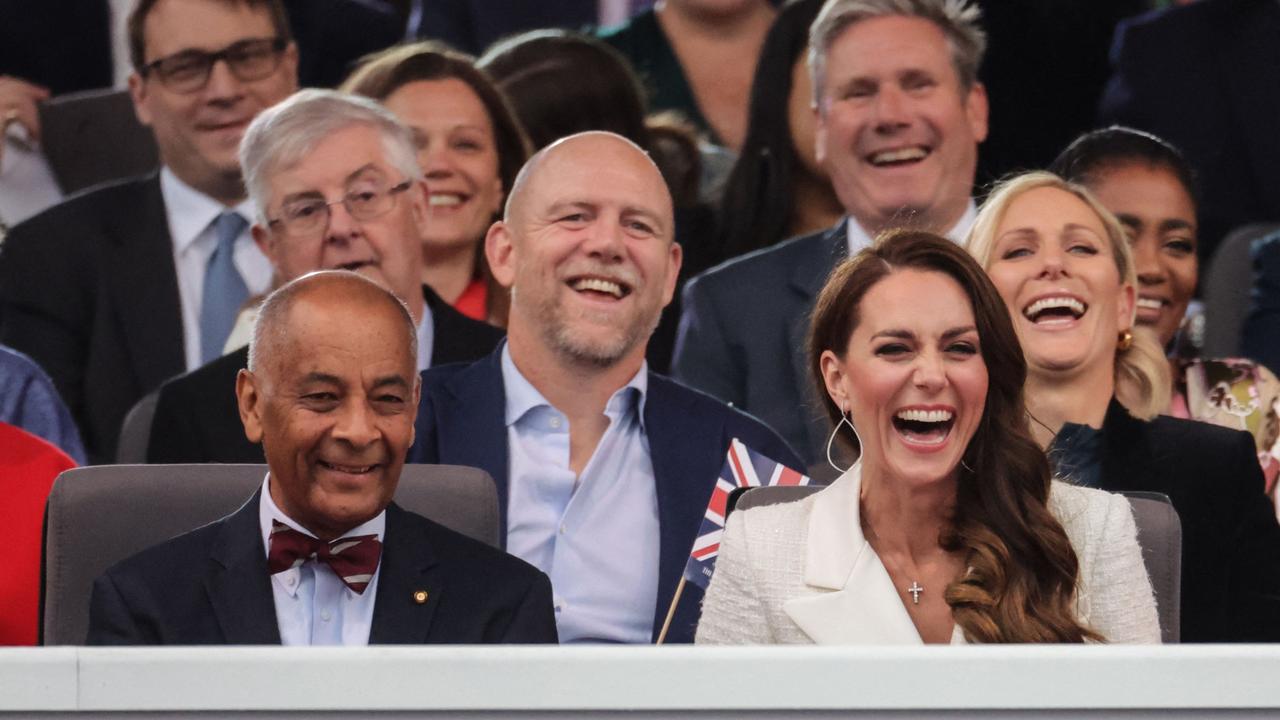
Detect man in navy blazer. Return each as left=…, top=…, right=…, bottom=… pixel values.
left=671, top=0, right=989, bottom=467
left=88, top=272, right=556, bottom=645
left=410, top=132, right=800, bottom=644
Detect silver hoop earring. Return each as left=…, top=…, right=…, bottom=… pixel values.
left=826, top=404, right=863, bottom=474
left=960, top=457, right=974, bottom=474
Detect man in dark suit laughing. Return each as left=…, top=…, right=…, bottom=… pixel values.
left=87, top=271, right=556, bottom=645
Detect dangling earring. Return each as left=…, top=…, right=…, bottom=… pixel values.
left=826, top=401, right=863, bottom=474
left=1117, top=329, right=1133, bottom=351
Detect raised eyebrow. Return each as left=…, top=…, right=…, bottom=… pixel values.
left=370, top=374, right=412, bottom=392
left=1159, top=218, right=1196, bottom=234
left=870, top=329, right=914, bottom=341
left=941, top=326, right=978, bottom=341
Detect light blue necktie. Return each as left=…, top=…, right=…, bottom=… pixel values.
left=199, top=212, right=249, bottom=364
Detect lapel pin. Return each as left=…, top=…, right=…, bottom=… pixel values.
left=413, top=590, right=429, bottom=604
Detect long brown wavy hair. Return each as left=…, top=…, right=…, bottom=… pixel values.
left=808, top=230, right=1102, bottom=643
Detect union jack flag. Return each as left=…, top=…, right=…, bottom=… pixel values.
left=682, top=438, right=811, bottom=590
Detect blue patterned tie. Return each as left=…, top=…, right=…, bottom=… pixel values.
left=200, top=212, right=249, bottom=364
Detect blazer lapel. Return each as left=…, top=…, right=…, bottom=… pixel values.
left=644, top=375, right=712, bottom=640
left=782, top=466, right=922, bottom=644
left=204, top=490, right=282, bottom=644
left=1099, top=398, right=1157, bottom=493
left=369, top=503, right=440, bottom=644
left=104, top=174, right=185, bottom=390
left=786, top=221, right=849, bottom=459
left=436, top=349, right=511, bottom=541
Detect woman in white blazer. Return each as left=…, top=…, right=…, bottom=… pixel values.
left=696, top=231, right=1160, bottom=645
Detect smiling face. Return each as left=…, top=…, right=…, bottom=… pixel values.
left=821, top=268, right=987, bottom=486
left=253, top=124, right=427, bottom=315
left=985, top=186, right=1135, bottom=379
left=488, top=133, right=682, bottom=369
left=237, top=284, right=419, bottom=540
left=1085, top=163, right=1197, bottom=348
left=383, top=78, right=505, bottom=256
left=814, top=15, right=986, bottom=234
left=129, top=0, right=297, bottom=200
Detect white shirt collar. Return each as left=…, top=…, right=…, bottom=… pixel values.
left=846, top=200, right=979, bottom=256
left=160, top=166, right=255, bottom=253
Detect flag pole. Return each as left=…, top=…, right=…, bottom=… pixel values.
left=655, top=576, right=687, bottom=645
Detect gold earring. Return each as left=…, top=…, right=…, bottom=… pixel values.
left=1117, top=329, right=1133, bottom=351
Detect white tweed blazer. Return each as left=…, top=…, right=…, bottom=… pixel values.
left=695, top=466, right=1161, bottom=644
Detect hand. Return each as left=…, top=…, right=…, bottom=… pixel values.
left=0, top=75, right=50, bottom=142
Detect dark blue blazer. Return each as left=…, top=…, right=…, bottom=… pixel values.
left=672, top=220, right=848, bottom=467
left=87, top=492, right=558, bottom=645
left=409, top=347, right=802, bottom=643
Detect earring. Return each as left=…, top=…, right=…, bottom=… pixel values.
left=826, top=401, right=863, bottom=474
left=1117, top=329, right=1133, bottom=351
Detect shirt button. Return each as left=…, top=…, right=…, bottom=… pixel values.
left=320, top=610, right=332, bottom=622
left=549, top=417, right=562, bottom=429
left=286, top=576, right=296, bottom=587
left=559, top=524, right=566, bottom=535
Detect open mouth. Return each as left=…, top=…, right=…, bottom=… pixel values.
left=428, top=192, right=466, bottom=207
left=892, top=408, right=954, bottom=446
left=867, top=145, right=930, bottom=167
left=318, top=460, right=379, bottom=474
left=568, top=275, right=631, bottom=300
left=1022, top=296, right=1087, bottom=325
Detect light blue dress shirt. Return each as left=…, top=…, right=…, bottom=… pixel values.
left=501, top=345, right=660, bottom=643
left=257, top=475, right=385, bottom=646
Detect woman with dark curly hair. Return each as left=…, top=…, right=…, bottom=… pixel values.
left=696, top=230, right=1158, bottom=644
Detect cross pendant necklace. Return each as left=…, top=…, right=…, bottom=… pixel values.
left=907, top=581, right=924, bottom=605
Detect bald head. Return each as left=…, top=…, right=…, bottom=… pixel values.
left=248, top=270, right=417, bottom=374
left=504, top=131, right=673, bottom=233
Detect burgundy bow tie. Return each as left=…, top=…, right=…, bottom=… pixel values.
left=267, top=520, right=382, bottom=594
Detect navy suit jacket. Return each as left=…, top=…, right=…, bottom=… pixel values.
left=0, top=173, right=184, bottom=463
left=408, top=347, right=802, bottom=643
left=672, top=220, right=847, bottom=468
left=87, top=492, right=558, bottom=645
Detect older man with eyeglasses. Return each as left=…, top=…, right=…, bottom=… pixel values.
left=142, top=89, right=503, bottom=465
left=0, top=0, right=299, bottom=462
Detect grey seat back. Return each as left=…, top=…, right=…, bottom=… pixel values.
left=734, top=485, right=1182, bottom=643
left=38, top=88, right=160, bottom=194
left=114, top=390, right=159, bottom=463
left=1203, top=223, right=1280, bottom=357
left=41, top=463, right=498, bottom=645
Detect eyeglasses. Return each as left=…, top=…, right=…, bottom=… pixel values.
left=142, top=37, right=287, bottom=94
left=268, top=180, right=414, bottom=239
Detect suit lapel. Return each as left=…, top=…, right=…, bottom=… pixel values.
left=786, top=221, right=849, bottom=458
left=421, top=284, right=504, bottom=366
left=644, top=375, right=712, bottom=640
left=782, top=467, right=922, bottom=644
left=1099, top=398, right=1157, bottom=493
left=205, top=491, right=282, bottom=644
left=437, top=349, right=511, bottom=540
left=1219, top=3, right=1280, bottom=213
left=369, top=504, right=440, bottom=644
left=104, top=174, right=185, bottom=390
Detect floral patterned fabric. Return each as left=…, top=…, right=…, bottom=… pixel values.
left=1170, top=357, right=1280, bottom=513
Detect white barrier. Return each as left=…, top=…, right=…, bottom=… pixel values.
left=3, top=645, right=1279, bottom=716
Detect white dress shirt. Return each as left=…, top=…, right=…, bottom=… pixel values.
left=846, top=201, right=979, bottom=256
left=501, top=344, right=660, bottom=643
left=161, top=167, right=272, bottom=371
left=258, top=475, right=385, bottom=646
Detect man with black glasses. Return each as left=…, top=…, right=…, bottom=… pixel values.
left=144, top=89, right=501, bottom=465
left=0, top=0, right=298, bottom=462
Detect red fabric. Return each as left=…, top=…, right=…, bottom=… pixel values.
left=0, top=423, right=76, bottom=646
left=452, top=278, right=488, bottom=321
left=267, top=520, right=381, bottom=594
